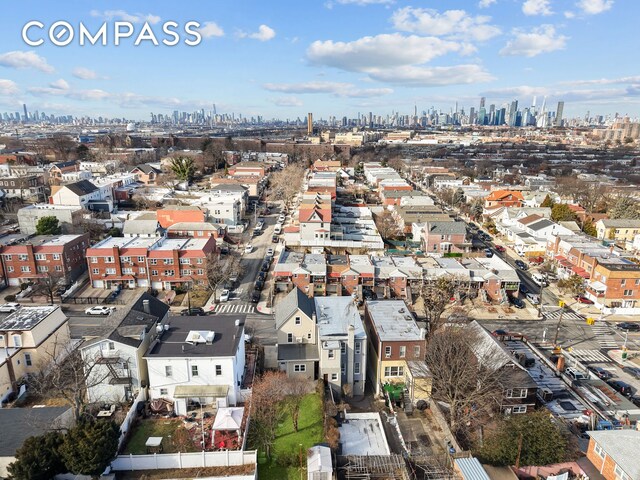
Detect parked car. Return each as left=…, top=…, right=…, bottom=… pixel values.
left=514, top=260, right=528, bottom=270
left=260, top=261, right=270, bottom=272
left=254, top=280, right=265, bottom=291
left=484, top=248, right=493, bottom=257
left=531, top=273, right=548, bottom=287
left=526, top=293, right=540, bottom=305
left=519, top=284, right=529, bottom=294
left=256, top=271, right=266, bottom=282
left=495, top=245, right=506, bottom=253
left=266, top=247, right=275, bottom=258
left=574, top=296, right=594, bottom=304
left=85, top=305, right=115, bottom=316
left=278, top=214, right=286, bottom=223
left=250, top=291, right=261, bottom=303
left=468, top=222, right=478, bottom=230
left=622, top=366, right=640, bottom=379
left=0, top=303, right=21, bottom=313
left=587, top=366, right=613, bottom=380
left=363, top=288, right=377, bottom=301
left=616, top=322, right=640, bottom=332
left=565, top=367, right=588, bottom=381
left=607, top=379, right=633, bottom=397
left=492, top=329, right=509, bottom=336
left=509, top=296, right=525, bottom=309
left=244, top=244, right=253, bottom=254
left=180, top=307, right=205, bottom=316
left=272, top=235, right=279, bottom=243
left=219, top=289, right=230, bottom=302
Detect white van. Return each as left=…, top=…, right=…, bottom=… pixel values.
left=531, top=273, right=546, bottom=287
left=274, top=224, right=282, bottom=235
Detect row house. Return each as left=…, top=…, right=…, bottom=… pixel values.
left=299, top=194, right=333, bottom=243
left=49, top=179, right=112, bottom=212
left=483, top=190, right=524, bottom=211
left=380, top=190, right=433, bottom=207
left=421, top=221, right=470, bottom=254
left=167, top=222, right=226, bottom=239
left=130, top=164, right=162, bottom=185
left=47, top=161, right=80, bottom=186
left=87, top=235, right=216, bottom=290
left=306, top=172, right=337, bottom=200
left=210, top=176, right=264, bottom=197
left=157, top=206, right=207, bottom=228
left=228, top=162, right=266, bottom=178
left=0, top=234, right=90, bottom=287
left=276, top=289, right=367, bottom=397
left=17, top=204, right=84, bottom=235
left=0, top=174, right=46, bottom=202
left=392, top=205, right=451, bottom=234
left=595, top=219, right=640, bottom=244
left=370, top=256, right=422, bottom=299
left=363, top=300, right=431, bottom=405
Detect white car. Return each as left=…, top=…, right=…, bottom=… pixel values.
left=244, top=244, right=253, bottom=254
left=220, top=289, right=230, bottom=302
left=85, top=306, right=115, bottom=316
left=0, top=303, right=20, bottom=313
left=266, top=247, right=275, bottom=258
left=278, top=214, right=286, bottom=223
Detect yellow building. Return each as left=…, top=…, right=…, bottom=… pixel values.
left=596, top=219, right=640, bottom=243
left=0, top=306, right=70, bottom=402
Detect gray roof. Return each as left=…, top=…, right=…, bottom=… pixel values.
left=277, top=344, right=319, bottom=362
left=212, top=184, right=248, bottom=193
left=426, top=221, right=467, bottom=235
left=108, top=293, right=170, bottom=348
left=122, top=219, right=162, bottom=235
left=454, top=457, right=490, bottom=480
left=65, top=179, right=98, bottom=196
left=0, top=306, right=59, bottom=331
left=365, top=300, right=423, bottom=341
left=588, top=430, right=640, bottom=479
left=132, top=164, right=160, bottom=174
left=527, top=218, right=554, bottom=231
left=314, top=296, right=366, bottom=339
left=145, top=314, right=245, bottom=358
left=600, top=219, right=640, bottom=228
left=0, top=407, right=70, bottom=456
left=466, top=321, right=524, bottom=372
left=275, top=287, right=315, bottom=329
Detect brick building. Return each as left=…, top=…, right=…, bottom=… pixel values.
left=0, top=234, right=90, bottom=287
left=156, top=206, right=207, bottom=228
left=585, top=430, right=639, bottom=480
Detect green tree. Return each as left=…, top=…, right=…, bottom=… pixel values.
left=470, top=200, right=484, bottom=220
left=7, top=432, right=66, bottom=480
left=452, top=188, right=465, bottom=206
left=540, top=194, right=555, bottom=208
left=35, top=216, right=62, bottom=235
left=170, top=156, right=195, bottom=182
left=582, top=219, right=597, bottom=237
left=558, top=274, right=585, bottom=297
left=478, top=410, right=570, bottom=467
left=107, top=227, right=123, bottom=237
left=608, top=196, right=640, bottom=219
left=551, top=203, right=577, bottom=222
left=60, top=420, right=119, bottom=478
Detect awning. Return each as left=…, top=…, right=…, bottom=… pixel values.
left=572, top=266, right=590, bottom=279
left=212, top=407, right=244, bottom=431
left=104, top=275, right=135, bottom=281
left=173, top=385, right=229, bottom=398
left=588, top=281, right=607, bottom=292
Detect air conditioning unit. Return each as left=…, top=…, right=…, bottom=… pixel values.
left=296, top=337, right=303, bottom=343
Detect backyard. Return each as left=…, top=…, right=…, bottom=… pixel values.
left=123, top=418, right=200, bottom=455
left=256, top=392, right=324, bottom=480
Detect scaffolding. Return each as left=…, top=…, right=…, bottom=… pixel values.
left=406, top=454, right=458, bottom=480
left=337, top=455, right=410, bottom=480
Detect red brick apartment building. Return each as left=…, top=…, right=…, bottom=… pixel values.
left=0, top=234, right=90, bottom=287
left=87, top=236, right=216, bottom=290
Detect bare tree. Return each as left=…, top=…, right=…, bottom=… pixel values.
left=281, top=377, right=314, bottom=432
left=205, top=252, right=244, bottom=301
left=419, top=275, right=458, bottom=335
left=267, top=164, right=306, bottom=208
left=374, top=210, right=402, bottom=240
left=47, top=134, right=76, bottom=161
left=33, top=270, right=66, bottom=305
left=248, top=371, right=286, bottom=460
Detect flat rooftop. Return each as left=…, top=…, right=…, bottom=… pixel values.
left=339, top=413, right=391, bottom=456
left=0, top=306, right=60, bottom=331
left=366, top=300, right=423, bottom=341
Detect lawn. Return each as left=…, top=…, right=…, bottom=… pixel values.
left=123, top=418, right=199, bottom=455
left=256, top=393, right=324, bottom=480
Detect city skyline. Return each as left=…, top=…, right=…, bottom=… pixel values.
left=0, top=0, right=638, bottom=120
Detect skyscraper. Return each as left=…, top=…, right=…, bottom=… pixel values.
left=555, top=101, right=564, bottom=127
left=307, top=112, right=313, bottom=135
left=480, top=97, right=486, bottom=109
left=22, top=104, right=28, bottom=122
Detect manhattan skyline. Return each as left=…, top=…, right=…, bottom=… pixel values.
left=0, top=0, right=638, bottom=120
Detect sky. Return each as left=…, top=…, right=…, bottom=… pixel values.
left=0, top=0, right=638, bottom=121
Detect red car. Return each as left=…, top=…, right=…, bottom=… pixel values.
left=495, top=245, right=506, bottom=253
left=575, top=296, right=594, bottom=304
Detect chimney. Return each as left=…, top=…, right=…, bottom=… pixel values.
left=143, top=299, right=150, bottom=314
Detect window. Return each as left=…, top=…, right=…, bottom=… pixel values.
left=92, top=268, right=99, bottom=274
left=294, top=364, right=306, bottom=372
left=122, top=268, right=133, bottom=274
left=623, top=289, right=633, bottom=296
left=151, top=270, right=158, bottom=276
left=165, top=270, right=175, bottom=276
left=150, top=259, right=157, bottom=265
left=399, top=346, right=406, bottom=358
left=7, top=266, right=13, bottom=273
left=4, top=254, right=11, bottom=261
left=35, top=253, right=46, bottom=260
left=20, top=266, right=30, bottom=273
left=506, top=388, right=527, bottom=399
left=180, top=258, right=190, bottom=264
left=331, top=373, right=338, bottom=381
left=12, top=335, right=22, bottom=347
left=636, top=279, right=640, bottom=286
left=24, top=353, right=32, bottom=366
left=414, top=345, right=421, bottom=358
left=384, top=366, right=404, bottom=377
left=191, top=365, right=199, bottom=376
left=105, top=268, right=116, bottom=275
left=354, top=362, right=360, bottom=375
left=105, top=256, right=114, bottom=263
left=355, top=342, right=361, bottom=354
left=287, top=333, right=293, bottom=343
left=341, top=365, right=346, bottom=375
left=294, top=316, right=301, bottom=325
left=164, top=258, right=174, bottom=265
left=215, top=365, right=222, bottom=376
left=307, top=333, right=312, bottom=339
left=197, top=269, right=204, bottom=275
left=55, top=265, right=62, bottom=271
left=138, top=256, right=145, bottom=262
left=593, top=443, right=605, bottom=459
left=182, top=269, right=191, bottom=275
left=160, top=388, right=168, bottom=396
left=511, top=405, right=527, bottom=414
left=165, top=366, right=173, bottom=377
left=122, top=257, right=131, bottom=263
left=385, top=346, right=391, bottom=358
left=197, top=258, right=203, bottom=264
left=341, top=343, right=346, bottom=355
left=139, top=267, right=146, bottom=274
left=18, top=255, right=28, bottom=261
left=328, top=350, right=335, bottom=359
left=614, top=464, right=630, bottom=480
left=37, top=266, right=48, bottom=273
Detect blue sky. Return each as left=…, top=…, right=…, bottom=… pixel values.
left=0, top=0, right=637, bottom=121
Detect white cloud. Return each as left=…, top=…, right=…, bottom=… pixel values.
left=559, top=75, right=640, bottom=86
left=198, top=22, right=225, bottom=38
left=326, top=0, right=395, bottom=7
left=0, top=50, right=54, bottom=73
left=478, top=0, right=497, bottom=7
left=270, top=96, right=303, bottom=107
left=29, top=86, right=110, bottom=101
left=391, top=7, right=501, bottom=41
left=238, top=25, right=276, bottom=42
left=0, top=79, right=19, bottom=96
left=263, top=81, right=393, bottom=98
left=307, top=34, right=473, bottom=72
left=72, top=67, right=99, bottom=80
left=49, top=79, right=69, bottom=90
left=90, top=9, right=161, bottom=24
left=499, top=25, right=567, bottom=57
left=576, top=0, right=613, bottom=15
left=564, top=10, right=576, bottom=17
left=522, top=0, right=553, bottom=16
left=367, top=64, right=495, bottom=86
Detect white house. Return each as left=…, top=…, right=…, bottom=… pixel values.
left=145, top=314, right=246, bottom=415
left=81, top=293, right=169, bottom=404
left=50, top=179, right=113, bottom=212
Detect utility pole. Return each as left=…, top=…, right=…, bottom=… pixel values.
left=553, top=305, right=565, bottom=347
left=515, top=432, right=524, bottom=470
left=537, top=282, right=545, bottom=319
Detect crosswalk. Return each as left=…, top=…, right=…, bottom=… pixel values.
left=213, top=303, right=256, bottom=314
left=590, top=323, right=619, bottom=349
left=568, top=349, right=612, bottom=363
left=543, top=310, right=584, bottom=322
